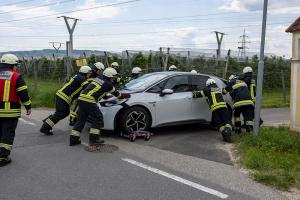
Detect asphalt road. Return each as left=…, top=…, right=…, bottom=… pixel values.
left=0, top=108, right=289, bottom=200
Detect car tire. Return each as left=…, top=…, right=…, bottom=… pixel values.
left=120, top=107, right=151, bottom=135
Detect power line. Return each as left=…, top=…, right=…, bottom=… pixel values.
left=0, top=0, right=142, bottom=24
left=0, top=0, right=36, bottom=7
left=0, top=0, right=75, bottom=15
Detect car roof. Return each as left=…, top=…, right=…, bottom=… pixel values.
left=149, top=71, right=222, bottom=80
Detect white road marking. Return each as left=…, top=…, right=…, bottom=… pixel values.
left=19, top=118, right=37, bottom=126
left=122, top=158, right=229, bottom=199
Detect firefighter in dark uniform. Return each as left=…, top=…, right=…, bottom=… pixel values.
left=223, top=75, right=254, bottom=133
left=0, top=54, right=31, bottom=167
left=193, top=78, right=232, bottom=142
left=70, top=67, right=130, bottom=146
left=127, top=67, right=142, bottom=82
left=241, top=66, right=263, bottom=126
left=40, top=66, right=92, bottom=135
left=69, top=62, right=105, bottom=126
left=111, top=62, right=125, bottom=89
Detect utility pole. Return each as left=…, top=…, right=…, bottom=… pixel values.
left=253, top=0, right=268, bottom=136
left=213, top=31, right=225, bottom=62
left=224, top=49, right=231, bottom=78
left=58, top=16, right=80, bottom=57
left=49, top=42, right=64, bottom=52
left=238, top=29, right=250, bottom=59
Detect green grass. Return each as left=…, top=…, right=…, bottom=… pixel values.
left=234, top=127, right=300, bottom=190
left=262, top=90, right=290, bottom=108
left=25, top=79, right=62, bottom=108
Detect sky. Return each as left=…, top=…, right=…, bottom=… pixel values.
left=0, top=0, right=299, bottom=57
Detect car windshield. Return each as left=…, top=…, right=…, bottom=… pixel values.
left=125, top=73, right=168, bottom=91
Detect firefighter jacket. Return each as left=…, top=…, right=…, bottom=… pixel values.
left=223, top=79, right=254, bottom=108
left=0, top=67, right=31, bottom=118
left=192, top=84, right=227, bottom=111
left=78, top=75, right=122, bottom=104
left=242, top=73, right=256, bottom=103
left=56, top=73, right=89, bottom=105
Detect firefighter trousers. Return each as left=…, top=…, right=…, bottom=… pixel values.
left=0, top=118, right=18, bottom=158
left=212, top=108, right=232, bottom=133
left=71, top=101, right=104, bottom=138
left=234, top=105, right=254, bottom=129
left=44, top=96, right=70, bottom=128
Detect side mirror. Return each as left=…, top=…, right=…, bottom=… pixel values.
left=160, top=89, right=174, bottom=96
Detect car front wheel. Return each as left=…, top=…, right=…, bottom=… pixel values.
left=120, top=107, right=151, bottom=134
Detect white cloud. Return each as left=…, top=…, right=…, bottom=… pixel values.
left=219, top=0, right=300, bottom=14
left=67, top=0, right=122, bottom=21
left=0, top=5, right=58, bottom=19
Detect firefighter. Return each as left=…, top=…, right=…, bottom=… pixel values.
left=223, top=75, right=254, bottom=133
left=192, top=78, right=232, bottom=142
left=0, top=54, right=31, bottom=167
left=191, top=70, right=197, bottom=74
left=129, top=67, right=142, bottom=81
left=168, top=65, right=177, bottom=71
left=40, top=66, right=92, bottom=135
left=69, top=62, right=105, bottom=126
left=110, top=62, right=124, bottom=89
left=241, top=66, right=264, bottom=127
left=69, top=67, right=130, bottom=146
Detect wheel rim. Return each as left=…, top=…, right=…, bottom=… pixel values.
left=126, top=111, right=147, bottom=132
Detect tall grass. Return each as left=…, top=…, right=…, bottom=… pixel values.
left=235, top=127, right=300, bottom=190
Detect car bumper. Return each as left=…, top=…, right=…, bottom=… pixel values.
left=98, top=103, right=123, bottom=131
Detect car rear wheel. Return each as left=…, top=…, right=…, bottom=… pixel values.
left=120, top=107, right=151, bottom=134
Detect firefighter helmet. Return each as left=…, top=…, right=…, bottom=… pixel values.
left=132, top=67, right=142, bottom=74
left=243, top=66, right=253, bottom=74
left=0, top=54, right=19, bottom=65
left=229, top=75, right=238, bottom=82
left=169, top=65, right=177, bottom=71
left=103, top=67, right=118, bottom=78
left=191, top=70, right=197, bottom=74
left=94, top=62, right=105, bottom=70
left=206, top=78, right=216, bottom=86
left=79, top=66, right=92, bottom=74
left=111, top=62, right=119, bottom=68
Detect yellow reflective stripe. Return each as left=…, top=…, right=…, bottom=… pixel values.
left=246, top=121, right=254, bottom=126
left=90, top=128, right=100, bottom=135
left=16, top=85, right=28, bottom=92
left=200, top=91, right=205, bottom=97
left=45, top=118, right=55, bottom=127
left=71, top=130, right=80, bottom=137
left=250, top=84, right=255, bottom=100
left=234, top=117, right=241, bottom=122
left=70, top=80, right=89, bottom=98
left=232, top=82, right=247, bottom=89
left=219, top=126, right=225, bottom=132
left=211, top=103, right=227, bottom=111
left=59, top=78, right=74, bottom=92
left=4, top=102, right=10, bottom=110
left=0, top=143, right=12, bottom=151
left=23, top=100, right=31, bottom=106
left=0, top=109, right=21, bottom=113
left=3, top=80, right=11, bottom=101
left=211, top=92, right=217, bottom=105
left=109, top=87, right=116, bottom=93
left=225, top=124, right=232, bottom=129
left=56, top=92, right=72, bottom=105
left=70, top=112, right=77, bottom=118
left=87, top=82, right=101, bottom=96
left=78, top=94, right=96, bottom=103
left=0, top=113, right=21, bottom=117
left=233, top=100, right=254, bottom=107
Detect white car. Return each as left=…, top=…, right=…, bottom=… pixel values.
left=99, top=72, right=232, bottom=134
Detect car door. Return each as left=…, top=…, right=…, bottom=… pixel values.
left=153, top=75, right=193, bottom=126
left=190, top=75, right=212, bottom=121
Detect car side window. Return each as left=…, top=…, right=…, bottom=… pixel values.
left=164, top=75, right=190, bottom=93
left=147, top=80, right=167, bottom=93
left=191, top=75, right=210, bottom=90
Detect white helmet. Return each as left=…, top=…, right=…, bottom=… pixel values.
left=243, top=66, right=253, bottom=74
left=132, top=67, right=142, bottom=74
left=169, top=65, right=177, bottom=71
left=79, top=66, right=92, bottom=74
left=206, top=78, right=216, bottom=86
left=191, top=70, right=197, bottom=74
left=103, top=67, right=118, bottom=78
left=0, top=54, right=19, bottom=65
left=229, top=75, right=238, bottom=82
left=111, top=62, right=119, bottom=68
left=94, top=62, right=105, bottom=70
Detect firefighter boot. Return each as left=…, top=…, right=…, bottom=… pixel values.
left=40, top=123, right=53, bottom=136
left=246, top=125, right=253, bottom=133
left=69, top=135, right=81, bottom=146
left=222, top=127, right=232, bottom=143
left=89, top=134, right=104, bottom=146
left=234, top=121, right=242, bottom=134
left=0, top=156, right=12, bottom=167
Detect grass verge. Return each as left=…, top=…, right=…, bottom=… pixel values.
left=262, top=90, right=290, bottom=108
left=25, top=79, right=62, bottom=108
left=234, top=127, right=300, bottom=190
